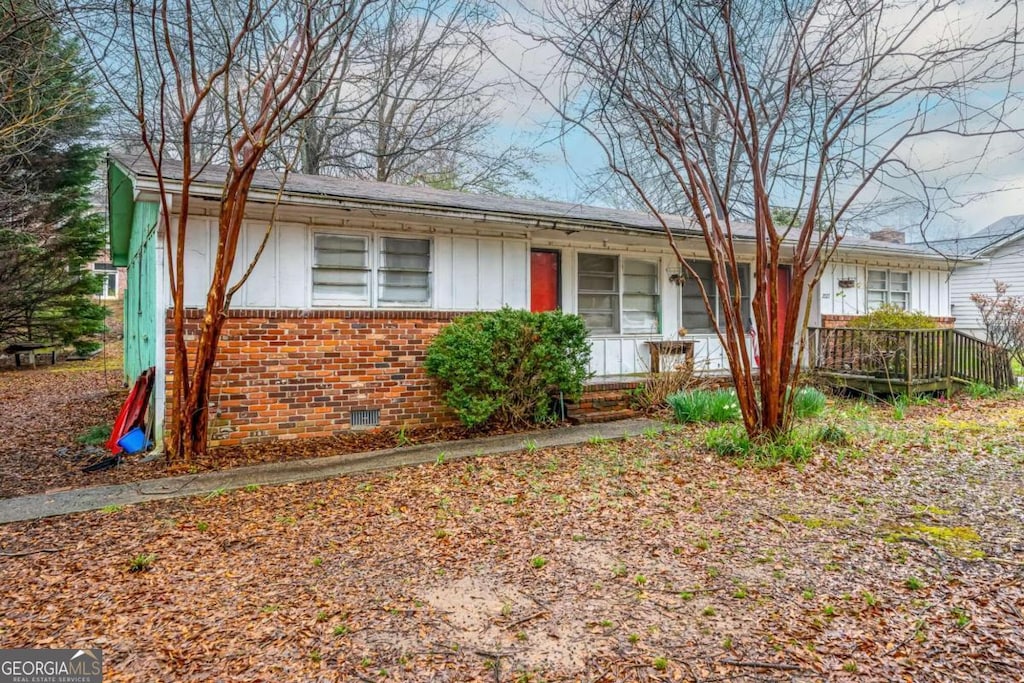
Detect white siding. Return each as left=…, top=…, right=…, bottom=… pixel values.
left=817, top=259, right=950, bottom=319
left=241, top=221, right=277, bottom=307
left=818, top=262, right=866, bottom=316
left=181, top=217, right=213, bottom=306
left=178, top=219, right=528, bottom=310
left=277, top=223, right=308, bottom=308
left=172, top=208, right=953, bottom=377
left=948, top=239, right=1024, bottom=337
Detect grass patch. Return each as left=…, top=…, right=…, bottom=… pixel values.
left=778, top=513, right=849, bottom=529
left=966, top=382, right=997, bottom=398
left=667, top=389, right=740, bottom=424
left=792, top=387, right=827, bottom=418
left=77, top=423, right=112, bottom=446
left=884, top=523, right=983, bottom=558
left=704, top=425, right=814, bottom=467
left=128, top=553, right=156, bottom=573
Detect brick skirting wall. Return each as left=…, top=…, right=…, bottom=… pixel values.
left=821, top=314, right=955, bottom=329
left=166, top=309, right=465, bottom=446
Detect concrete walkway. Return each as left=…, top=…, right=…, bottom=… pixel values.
left=0, top=418, right=666, bottom=524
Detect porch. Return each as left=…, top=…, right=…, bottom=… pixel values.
left=808, top=327, right=1015, bottom=395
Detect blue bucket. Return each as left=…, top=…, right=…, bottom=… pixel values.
left=117, top=427, right=149, bottom=454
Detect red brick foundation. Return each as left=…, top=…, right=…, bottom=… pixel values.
left=166, top=309, right=464, bottom=446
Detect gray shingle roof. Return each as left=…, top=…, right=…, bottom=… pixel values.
left=110, top=152, right=946, bottom=260
left=915, top=215, right=1024, bottom=258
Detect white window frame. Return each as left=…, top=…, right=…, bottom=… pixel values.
left=312, top=232, right=371, bottom=306
left=93, top=262, right=118, bottom=299
left=866, top=268, right=910, bottom=311
left=678, top=261, right=751, bottom=333
left=576, top=252, right=661, bottom=336
left=377, top=235, right=433, bottom=306
left=311, top=230, right=433, bottom=308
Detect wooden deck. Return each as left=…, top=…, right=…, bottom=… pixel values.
left=808, top=327, right=1015, bottom=396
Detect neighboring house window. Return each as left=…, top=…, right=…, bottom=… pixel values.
left=378, top=237, right=431, bottom=304
left=577, top=253, right=660, bottom=334
left=866, top=269, right=910, bottom=310
left=94, top=262, right=118, bottom=299
left=312, top=233, right=432, bottom=306
left=679, top=261, right=751, bottom=333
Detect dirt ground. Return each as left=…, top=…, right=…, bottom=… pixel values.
left=1, top=393, right=1022, bottom=681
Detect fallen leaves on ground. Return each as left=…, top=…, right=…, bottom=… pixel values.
left=0, top=356, right=127, bottom=497
left=1, top=392, right=1023, bottom=681
left=0, top=353, right=543, bottom=498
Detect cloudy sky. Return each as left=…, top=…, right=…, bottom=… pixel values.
left=481, top=0, right=1024, bottom=241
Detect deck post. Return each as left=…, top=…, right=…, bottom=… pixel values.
left=905, top=332, right=914, bottom=395
left=943, top=328, right=953, bottom=396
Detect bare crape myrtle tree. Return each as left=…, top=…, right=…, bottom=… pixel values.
left=514, top=0, right=1024, bottom=438
left=70, top=0, right=380, bottom=463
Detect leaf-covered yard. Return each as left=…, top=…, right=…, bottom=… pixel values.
left=1, top=394, right=1023, bottom=681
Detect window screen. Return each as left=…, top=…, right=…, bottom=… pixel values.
left=313, top=234, right=369, bottom=304
left=378, top=237, right=430, bottom=303
left=577, top=253, right=619, bottom=333
left=622, top=259, right=659, bottom=333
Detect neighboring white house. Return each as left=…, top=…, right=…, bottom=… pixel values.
left=918, top=216, right=1024, bottom=340
left=107, top=153, right=956, bottom=445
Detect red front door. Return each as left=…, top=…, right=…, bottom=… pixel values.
left=530, top=250, right=560, bottom=312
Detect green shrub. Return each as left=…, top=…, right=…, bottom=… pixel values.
left=848, top=305, right=937, bottom=330
left=424, top=308, right=591, bottom=429
left=792, top=387, right=827, bottom=418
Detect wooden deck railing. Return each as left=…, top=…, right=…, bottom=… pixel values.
left=807, top=327, right=1015, bottom=393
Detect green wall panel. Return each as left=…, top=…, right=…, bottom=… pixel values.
left=123, top=201, right=159, bottom=382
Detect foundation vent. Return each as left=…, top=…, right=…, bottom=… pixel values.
left=350, top=408, right=381, bottom=429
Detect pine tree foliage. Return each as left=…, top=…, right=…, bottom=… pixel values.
left=0, top=1, right=106, bottom=350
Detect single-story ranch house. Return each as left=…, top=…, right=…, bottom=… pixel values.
left=107, top=153, right=957, bottom=446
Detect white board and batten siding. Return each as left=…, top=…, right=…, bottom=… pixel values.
left=435, top=236, right=528, bottom=310
left=175, top=218, right=528, bottom=311
left=817, top=261, right=950, bottom=318
left=948, top=239, right=1024, bottom=338
left=174, top=216, right=953, bottom=377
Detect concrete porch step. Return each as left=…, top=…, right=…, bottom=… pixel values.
left=569, top=408, right=638, bottom=425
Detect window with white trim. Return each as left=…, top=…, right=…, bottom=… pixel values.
left=312, top=233, right=432, bottom=306
left=378, top=237, right=431, bottom=304
left=313, top=234, right=370, bottom=305
left=866, top=269, right=910, bottom=310
left=678, top=261, right=751, bottom=333
left=577, top=253, right=660, bottom=334
left=93, top=262, right=118, bottom=299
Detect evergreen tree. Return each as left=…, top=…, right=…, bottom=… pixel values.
left=0, top=1, right=106, bottom=351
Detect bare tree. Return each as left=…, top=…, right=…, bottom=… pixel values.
left=70, top=0, right=377, bottom=463
left=282, top=0, right=537, bottom=193
left=509, top=0, right=1024, bottom=438
left=972, top=281, right=1024, bottom=370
